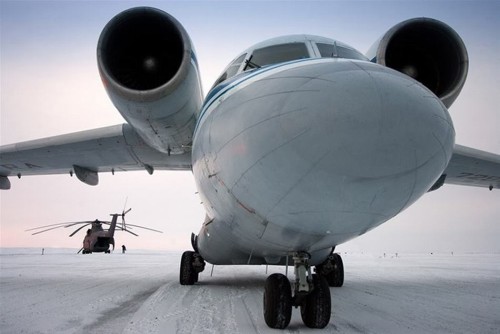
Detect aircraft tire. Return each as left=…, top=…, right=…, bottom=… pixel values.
left=300, top=274, right=331, bottom=328
left=179, top=251, right=197, bottom=285
left=318, top=253, right=344, bottom=287
left=330, top=253, right=344, bottom=287
left=263, top=273, right=292, bottom=329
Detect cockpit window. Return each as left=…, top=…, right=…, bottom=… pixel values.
left=226, top=53, right=247, bottom=78
left=317, top=43, right=336, bottom=58
left=336, top=46, right=366, bottom=60
left=212, top=53, right=247, bottom=88
left=244, top=43, right=309, bottom=71
left=317, top=42, right=366, bottom=60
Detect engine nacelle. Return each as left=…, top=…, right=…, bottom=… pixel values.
left=367, top=18, right=468, bottom=108
left=97, top=7, right=203, bottom=154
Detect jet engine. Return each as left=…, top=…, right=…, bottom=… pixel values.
left=367, top=18, right=468, bottom=108
left=97, top=7, right=203, bottom=154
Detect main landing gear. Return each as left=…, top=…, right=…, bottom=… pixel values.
left=263, top=252, right=337, bottom=329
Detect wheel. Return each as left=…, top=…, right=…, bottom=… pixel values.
left=300, top=274, right=331, bottom=328
left=330, top=253, right=344, bottom=287
left=179, top=251, right=196, bottom=285
left=317, top=253, right=344, bottom=287
left=263, top=273, right=292, bottom=329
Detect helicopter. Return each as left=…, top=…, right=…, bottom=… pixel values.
left=26, top=208, right=162, bottom=254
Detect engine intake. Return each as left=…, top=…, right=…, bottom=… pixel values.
left=99, top=7, right=183, bottom=91
left=97, top=7, right=203, bottom=154
left=367, top=18, right=468, bottom=108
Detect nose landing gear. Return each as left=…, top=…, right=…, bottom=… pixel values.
left=179, top=250, right=206, bottom=285
left=263, top=252, right=331, bottom=329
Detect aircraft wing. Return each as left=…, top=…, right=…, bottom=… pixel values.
left=443, top=144, right=500, bottom=190
left=0, top=124, right=191, bottom=189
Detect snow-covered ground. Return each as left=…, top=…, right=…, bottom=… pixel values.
left=1, top=249, right=498, bottom=333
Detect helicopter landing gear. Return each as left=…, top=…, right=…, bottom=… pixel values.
left=315, top=252, right=344, bottom=287
left=263, top=252, right=331, bottom=329
left=179, top=250, right=206, bottom=285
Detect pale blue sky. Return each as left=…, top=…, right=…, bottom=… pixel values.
left=1, top=1, right=499, bottom=252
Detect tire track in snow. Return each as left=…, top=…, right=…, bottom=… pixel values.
left=80, top=284, right=163, bottom=333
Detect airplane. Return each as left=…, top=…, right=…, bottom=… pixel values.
left=1, top=6, right=499, bottom=329
left=25, top=208, right=163, bottom=254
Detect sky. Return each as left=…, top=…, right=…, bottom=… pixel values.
left=1, top=0, right=499, bottom=253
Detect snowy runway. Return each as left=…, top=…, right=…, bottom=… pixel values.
left=1, top=249, right=498, bottom=333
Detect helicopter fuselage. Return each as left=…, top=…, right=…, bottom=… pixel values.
left=82, top=220, right=116, bottom=254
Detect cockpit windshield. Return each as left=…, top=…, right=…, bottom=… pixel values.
left=211, top=35, right=367, bottom=90
left=243, top=43, right=309, bottom=71
left=212, top=43, right=309, bottom=89
left=316, top=42, right=367, bottom=60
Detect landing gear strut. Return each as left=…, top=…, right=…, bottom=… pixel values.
left=263, top=252, right=331, bottom=329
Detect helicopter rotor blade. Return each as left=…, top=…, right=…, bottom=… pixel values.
left=28, top=221, right=95, bottom=235
left=69, top=223, right=91, bottom=237
left=25, top=222, right=72, bottom=232
left=122, top=208, right=131, bottom=231
left=31, top=225, right=69, bottom=235
left=123, top=224, right=163, bottom=233
left=28, top=221, right=96, bottom=231
left=122, top=197, right=128, bottom=214
left=122, top=228, right=139, bottom=237
left=63, top=222, right=96, bottom=229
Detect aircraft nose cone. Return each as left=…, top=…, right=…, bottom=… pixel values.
left=194, top=59, right=455, bottom=244
left=297, top=61, right=454, bottom=184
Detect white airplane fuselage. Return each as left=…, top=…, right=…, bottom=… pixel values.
left=193, top=58, right=454, bottom=265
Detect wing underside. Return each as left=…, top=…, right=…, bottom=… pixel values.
left=443, top=144, right=500, bottom=190
left=0, top=124, right=191, bottom=189
left=2, top=131, right=498, bottom=191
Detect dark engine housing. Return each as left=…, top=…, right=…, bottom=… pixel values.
left=367, top=18, right=468, bottom=108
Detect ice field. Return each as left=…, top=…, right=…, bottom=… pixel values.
left=1, top=249, right=499, bottom=333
